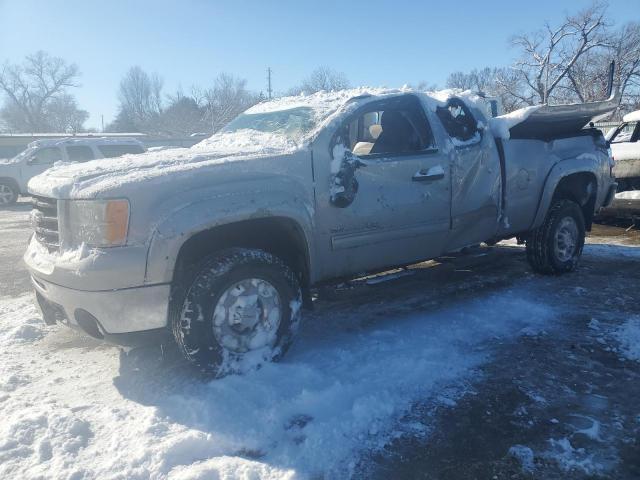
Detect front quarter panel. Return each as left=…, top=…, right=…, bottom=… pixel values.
left=143, top=152, right=315, bottom=285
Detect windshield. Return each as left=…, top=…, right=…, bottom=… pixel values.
left=222, top=106, right=316, bottom=141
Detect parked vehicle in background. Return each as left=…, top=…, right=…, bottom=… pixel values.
left=606, top=110, right=640, bottom=191
left=24, top=88, right=617, bottom=377
left=0, top=137, right=145, bottom=206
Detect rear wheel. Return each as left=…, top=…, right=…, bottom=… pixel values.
left=170, top=248, right=302, bottom=376
left=0, top=182, right=18, bottom=206
left=525, top=199, right=585, bottom=274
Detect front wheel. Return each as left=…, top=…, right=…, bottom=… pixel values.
left=0, top=182, right=18, bottom=206
left=525, top=199, right=585, bottom=274
left=170, top=248, right=302, bottom=376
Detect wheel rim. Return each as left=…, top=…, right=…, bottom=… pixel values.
left=554, top=216, right=579, bottom=262
left=212, top=278, right=281, bottom=353
left=0, top=185, right=14, bottom=205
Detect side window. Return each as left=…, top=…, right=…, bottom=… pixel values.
left=436, top=98, right=481, bottom=145
left=341, top=97, right=436, bottom=157
left=98, top=144, right=145, bottom=158
left=31, top=147, right=62, bottom=165
left=66, top=145, right=95, bottom=162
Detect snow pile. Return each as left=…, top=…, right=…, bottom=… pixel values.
left=508, top=444, right=535, bottom=473
left=615, top=190, right=640, bottom=200
left=0, top=286, right=556, bottom=479
left=489, top=106, right=541, bottom=140
left=543, top=437, right=604, bottom=475
left=614, top=316, right=640, bottom=361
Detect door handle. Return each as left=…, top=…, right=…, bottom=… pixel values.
left=412, top=165, right=445, bottom=182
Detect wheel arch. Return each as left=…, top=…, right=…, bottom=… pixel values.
left=531, top=160, right=600, bottom=232
left=170, top=216, right=312, bottom=292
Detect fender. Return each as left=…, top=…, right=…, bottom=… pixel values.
left=529, top=155, right=603, bottom=230
left=143, top=178, right=316, bottom=285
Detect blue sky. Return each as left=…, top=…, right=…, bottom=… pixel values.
left=0, top=0, right=637, bottom=129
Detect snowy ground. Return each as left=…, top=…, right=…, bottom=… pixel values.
left=1, top=200, right=639, bottom=479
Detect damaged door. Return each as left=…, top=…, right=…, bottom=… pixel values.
left=314, top=94, right=451, bottom=280
left=436, top=98, right=501, bottom=249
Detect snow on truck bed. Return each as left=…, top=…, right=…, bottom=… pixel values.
left=27, top=88, right=498, bottom=199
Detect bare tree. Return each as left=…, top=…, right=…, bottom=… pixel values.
left=43, top=94, right=89, bottom=132
left=445, top=67, right=530, bottom=113
left=203, top=73, right=259, bottom=132
left=446, top=68, right=497, bottom=92
left=511, top=2, right=610, bottom=104
left=117, top=66, right=163, bottom=131
left=289, top=67, right=350, bottom=95
left=0, top=51, right=86, bottom=132
left=160, top=89, right=207, bottom=136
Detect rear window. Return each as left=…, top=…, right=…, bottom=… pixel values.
left=97, top=144, right=144, bottom=158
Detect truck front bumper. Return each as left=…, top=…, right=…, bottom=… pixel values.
left=24, top=236, right=171, bottom=345
left=31, top=275, right=171, bottom=345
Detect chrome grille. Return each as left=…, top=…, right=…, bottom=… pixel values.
left=31, top=196, right=59, bottom=252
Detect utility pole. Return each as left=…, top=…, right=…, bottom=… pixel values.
left=267, top=67, right=273, bottom=100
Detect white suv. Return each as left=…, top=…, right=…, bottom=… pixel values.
left=0, top=137, right=145, bottom=206
left=607, top=110, right=640, bottom=191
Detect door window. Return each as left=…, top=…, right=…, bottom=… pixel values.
left=31, top=147, right=62, bottom=165
left=436, top=98, right=481, bottom=145
left=66, top=145, right=96, bottom=162
left=339, top=95, right=436, bottom=157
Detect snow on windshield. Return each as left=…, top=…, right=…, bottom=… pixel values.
left=222, top=106, right=316, bottom=142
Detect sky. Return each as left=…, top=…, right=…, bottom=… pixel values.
left=0, top=0, right=637, bottom=130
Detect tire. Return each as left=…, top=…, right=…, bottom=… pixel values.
left=170, top=248, right=302, bottom=376
left=0, top=181, right=18, bottom=206
left=525, top=199, right=585, bottom=274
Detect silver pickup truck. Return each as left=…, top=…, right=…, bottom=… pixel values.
left=24, top=88, right=617, bottom=376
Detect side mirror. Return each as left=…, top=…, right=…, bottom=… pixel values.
left=330, top=150, right=364, bottom=208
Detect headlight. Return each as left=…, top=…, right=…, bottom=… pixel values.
left=60, top=199, right=130, bottom=248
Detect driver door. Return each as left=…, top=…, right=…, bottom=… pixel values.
left=313, top=95, right=451, bottom=280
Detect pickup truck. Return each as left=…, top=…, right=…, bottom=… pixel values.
left=606, top=110, right=640, bottom=191
left=24, top=88, right=617, bottom=376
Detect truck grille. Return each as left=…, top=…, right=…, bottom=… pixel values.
left=31, top=196, right=60, bottom=253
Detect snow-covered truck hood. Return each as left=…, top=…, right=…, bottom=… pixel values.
left=27, top=130, right=305, bottom=199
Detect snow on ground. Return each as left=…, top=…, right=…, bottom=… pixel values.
left=615, top=190, right=640, bottom=200
left=614, top=316, right=640, bottom=362
left=0, top=286, right=557, bottom=479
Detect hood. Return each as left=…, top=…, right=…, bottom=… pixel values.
left=27, top=130, right=303, bottom=199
